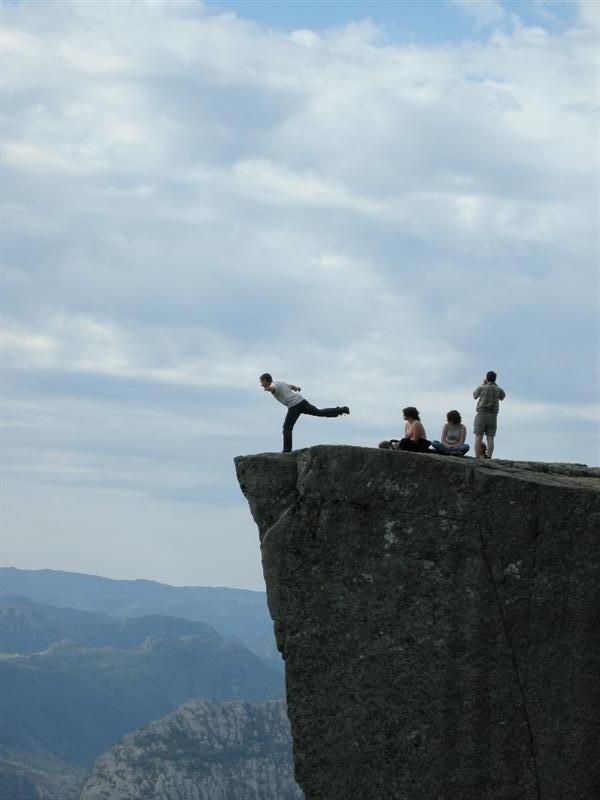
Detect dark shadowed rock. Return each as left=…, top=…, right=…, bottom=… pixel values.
left=235, top=445, right=600, bottom=800
left=80, top=698, right=303, bottom=800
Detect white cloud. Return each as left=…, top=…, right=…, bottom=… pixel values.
left=450, top=0, right=507, bottom=28
left=232, top=158, right=382, bottom=212
left=578, top=0, right=600, bottom=29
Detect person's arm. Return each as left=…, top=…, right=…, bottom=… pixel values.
left=498, top=387, right=506, bottom=401
left=289, top=385, right=301, bottom=392
left=264, top=385, right=276, bottom=393
left=457, top=424, right=466, bottom=445
left=473, top=385, right=482, bottom=399
left=440, top=423, right=450, bottom=446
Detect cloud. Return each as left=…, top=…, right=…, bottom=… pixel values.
left=449, top=0, right=507, bottom=28
left=232, top=158, right=382, bottom=213
left=578, top=0, right=599, bottom=30
left=0, top=0, right=597, bottom=586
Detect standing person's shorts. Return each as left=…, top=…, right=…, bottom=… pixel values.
left=474, top=412, right=498, bottom=436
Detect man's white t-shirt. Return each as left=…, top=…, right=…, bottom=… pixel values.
left=271, top=381, right=304, bottom=408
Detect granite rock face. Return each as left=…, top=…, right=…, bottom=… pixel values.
left=235, top=445, right=600, bottom=800
left=80, top=698, right=303, bottom=800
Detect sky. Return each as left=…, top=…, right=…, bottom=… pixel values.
left=1, top=0, right=598, bottom=590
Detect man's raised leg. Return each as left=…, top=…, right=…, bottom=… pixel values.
left=302, top=402, right=348, bottom=418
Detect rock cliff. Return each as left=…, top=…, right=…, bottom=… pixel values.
left=80, top=698, right=303, bottom=800
left=235, top=445, right=600, bottom=800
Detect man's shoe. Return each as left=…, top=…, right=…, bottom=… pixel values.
left=339, top=406, right=350, bottom=415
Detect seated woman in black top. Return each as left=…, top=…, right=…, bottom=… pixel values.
left=379, top=407, right=431, bottom=452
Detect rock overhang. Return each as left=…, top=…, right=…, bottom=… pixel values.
left=235, top=445, right=600, bottom=800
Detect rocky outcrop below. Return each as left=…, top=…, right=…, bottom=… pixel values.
left=80, top=698, right=303, bottom=800
left=235, top=445, right=600, bottom=800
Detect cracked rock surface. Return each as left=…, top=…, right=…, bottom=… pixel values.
left=235, top=445, right=600, bottom=800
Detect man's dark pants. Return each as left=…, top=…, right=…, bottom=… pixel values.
left=283, top=400, right=341, bottom=452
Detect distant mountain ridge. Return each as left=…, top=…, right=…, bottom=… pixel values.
left=0, top=597, right=283, bottom=800
left=0, top=568, right=271, bottom=639
left=0, top=595, right=218, bottom=654
left=0, top=622, right=283, bottom=767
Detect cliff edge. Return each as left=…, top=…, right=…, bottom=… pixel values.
left=235, top=446, right=600, bottom=800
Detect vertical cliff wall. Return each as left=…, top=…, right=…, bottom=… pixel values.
left=235, top=446, right=600, bottom=800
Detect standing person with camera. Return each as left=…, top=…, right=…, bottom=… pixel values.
left=473, top=371, right=506, bottom=459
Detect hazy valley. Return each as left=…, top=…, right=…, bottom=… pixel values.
left=0, top=569, right=297, bottom=800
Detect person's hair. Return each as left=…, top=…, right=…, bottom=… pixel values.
left=486, top=370, right=497, bottom=383
left=259, top=373, right=273, bottom=383
left=446, top=410, right=462, bottom=425
left=402, top=406, right=420, bottom=421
